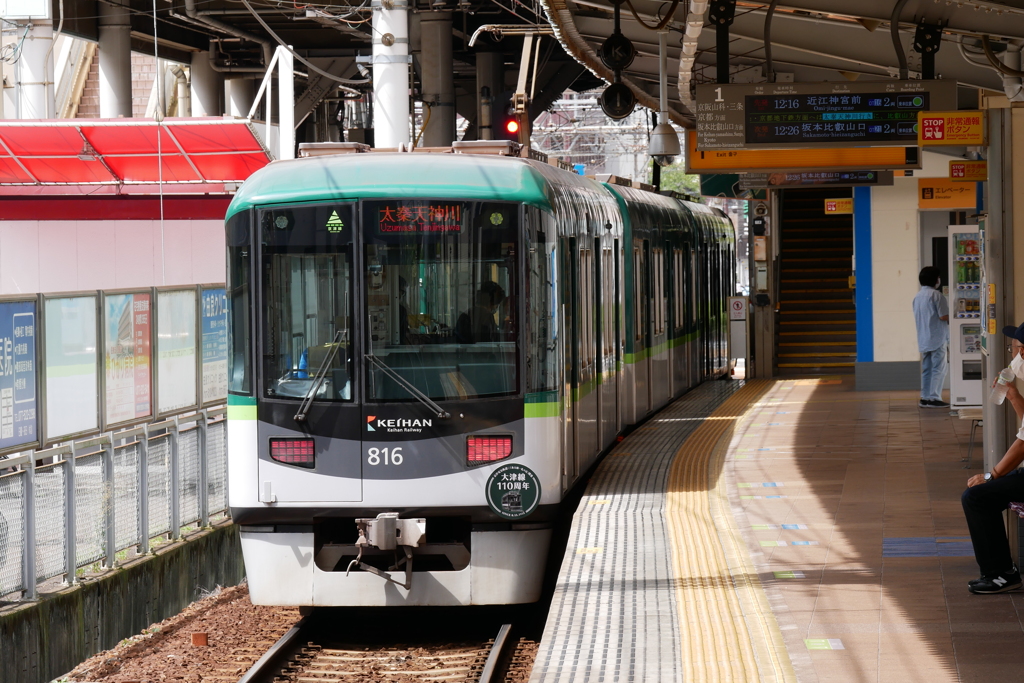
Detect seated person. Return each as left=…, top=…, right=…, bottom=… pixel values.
left=455, top=281, right=505, bottom=343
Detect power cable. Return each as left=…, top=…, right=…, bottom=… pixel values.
left=763, top=0, right=778, bottom=83
left=891, top=0, right=911, bottom=80
left=623, top=0, right=678, bottom=31
left=239, top=0, right=370, bottom=86
left=981, top=35, right=1024, bottom=77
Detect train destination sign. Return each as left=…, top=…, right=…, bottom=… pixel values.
left=695, top=81, right=958, bottom=151
left=376, top=203, right=463, bottom=233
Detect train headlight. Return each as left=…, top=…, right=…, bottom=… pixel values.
left=270, top=438, right=316, bottom=468
left=467, top=435, right=513, bottom=464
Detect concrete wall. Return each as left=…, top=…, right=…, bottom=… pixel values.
left=0, top=219, right=224, bottom=294
left=0, top=522, right=244, bottom=683
left=870, top=152, right=951, bottom=364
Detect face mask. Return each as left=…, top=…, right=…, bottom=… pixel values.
left=1012, top=353, right=1024, bottom=381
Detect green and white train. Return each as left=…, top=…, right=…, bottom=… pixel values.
left=226, top=150, right=735, bottom=606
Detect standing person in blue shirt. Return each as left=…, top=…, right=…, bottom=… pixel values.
left=913, top=266, right=950, bottom=408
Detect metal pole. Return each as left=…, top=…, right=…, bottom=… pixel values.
left=170, top=417, right=181, bottom=540
left=984, top=108, right=1008, bottom=466
left=103, top=434, right=115, bottom=568
left=372, top=0, right=411, bottom=148
left=420, top=12, right=455, bottom=147
left=23, top=462, right=36, bottom=600
left=19, top=20, right=55, bottom=118
left=278, top=46, right=295, bottom=160
left=98, top=0, right=133, bottom=117
left=198, top=411, right=209, bottom=528
left=139, top=424, right=150, bottom=554
left=64, top=444, right=77, bottom=584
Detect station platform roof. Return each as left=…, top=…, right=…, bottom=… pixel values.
left=0, top=118, right=271, bottom=188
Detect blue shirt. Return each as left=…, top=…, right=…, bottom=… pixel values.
left=912, top=286, right=949, bottom=353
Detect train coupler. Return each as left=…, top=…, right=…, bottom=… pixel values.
left=345, top=513, right=426, bottom=590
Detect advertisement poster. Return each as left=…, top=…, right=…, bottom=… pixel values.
left=157, top=290, right=197, bottom=414
left=104, top=293, right=151, bottom=425
left=201, top=288, right=228, bottom=404
left=0, top=300, right=37, bottom=451
left=44, top=296, right=97, bottom=441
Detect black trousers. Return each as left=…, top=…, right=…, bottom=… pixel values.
left=961, top=469, right=1024, bottom=576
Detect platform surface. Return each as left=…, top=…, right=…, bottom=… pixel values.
left=532, top=376, right=1024, bottom=683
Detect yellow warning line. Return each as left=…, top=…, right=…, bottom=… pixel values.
left=665, top=380, right=797, bottom=683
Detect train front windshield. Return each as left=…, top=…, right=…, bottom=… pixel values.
left=363, top=200, right=519, bottom=401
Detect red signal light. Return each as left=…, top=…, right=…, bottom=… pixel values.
left=505, top=119, right=520, bottom=135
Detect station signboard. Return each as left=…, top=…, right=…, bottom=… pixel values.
left=685, top=131, right=922, bottom=174
left=824, top=198, right=853, bottom=215
left=950, top=160, right=987, bottom=181
left=738, top=170, right=893, bottom=189
left=918, top=111, right=986, bottom=146
left=918, top=178, right=976, bottom=209
left=695, top=80, right=958, bottom=151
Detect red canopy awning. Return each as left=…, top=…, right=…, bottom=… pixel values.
left=0, top=118, right=272, bottom=185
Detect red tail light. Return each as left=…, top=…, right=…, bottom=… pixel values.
left=270, top=438, right=315, bottom=468
left=467, top=435, right=513, bottom=464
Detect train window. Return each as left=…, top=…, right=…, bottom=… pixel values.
left=633, top=248, right=643, bottom=342
left=673, top=249, right=684, bottom=332
left=228, top=211, right=252, bottom=395
left=527, top=221, right=556, bottom=394
left=260, top=204, right=354, bottom=402
left=603, top=248, right=613, bottom=360
left=653, top=248, right=665, bottom=335
left=580, top=248, right=593, bottom=371
left=362, top=200, right=519, bottom=401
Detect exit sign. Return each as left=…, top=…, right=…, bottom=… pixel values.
left=949, top=159, right=987, bottom=181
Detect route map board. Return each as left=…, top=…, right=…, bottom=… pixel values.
left=695, top=81, right=958, bottom=151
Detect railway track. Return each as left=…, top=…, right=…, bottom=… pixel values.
left=238, top=617, right=529, bottom=683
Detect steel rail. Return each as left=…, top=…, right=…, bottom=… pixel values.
left=478, top=623, right=514, bottom=683
left=236, top=617, right=309, bottom=683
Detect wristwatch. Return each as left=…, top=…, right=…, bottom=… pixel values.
left=985, top=472, right=995, bottom=482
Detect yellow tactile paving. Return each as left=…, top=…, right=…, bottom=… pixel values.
left=665, top=379, right=798, bottom=683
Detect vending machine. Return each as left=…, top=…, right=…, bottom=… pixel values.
left=949, top=228, right=983, bottom=407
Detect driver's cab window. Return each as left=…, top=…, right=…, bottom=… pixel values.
left=260, top=204, right=354, bottom=401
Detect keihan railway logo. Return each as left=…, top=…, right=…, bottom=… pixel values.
left=366, top=415, right=433, bottom=433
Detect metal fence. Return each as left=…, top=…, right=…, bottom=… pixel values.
left=0, top=407, right=226, bottom=600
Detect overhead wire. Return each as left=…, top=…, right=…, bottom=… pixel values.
left=239, top=0, right=369, bottom=87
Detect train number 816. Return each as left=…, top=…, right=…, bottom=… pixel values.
left=367, top=447, right=403, bottom=466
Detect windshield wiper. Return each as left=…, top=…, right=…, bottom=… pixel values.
left=294, top=330, right=344, bottom=423
left=365, top=353, right=451, bottom=419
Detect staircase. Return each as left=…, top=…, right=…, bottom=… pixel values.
left=775, top=188, right=856, bottom=376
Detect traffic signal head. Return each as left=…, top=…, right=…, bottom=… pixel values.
left=505, top=119, right=520, bottom=135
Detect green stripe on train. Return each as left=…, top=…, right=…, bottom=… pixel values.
left=228, top=394, right=257, bottom=420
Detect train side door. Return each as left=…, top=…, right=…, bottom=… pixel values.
left=643, top=240, right=654, bottom=414
left=614, top=240, right=623, bottom=434
left=561, top=236, right=578, bottom=487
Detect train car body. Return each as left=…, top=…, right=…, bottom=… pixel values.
left=226, top=152, right=734, bottom=607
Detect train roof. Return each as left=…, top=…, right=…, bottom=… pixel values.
left=227, top=152, right=562, bottom=218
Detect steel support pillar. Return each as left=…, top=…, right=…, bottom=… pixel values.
left=191, top=51, right=224, bottom=116
left=372, top=0, right=410, bottom=148
left=475, top=50, right=502, bottom=140
left=99, top=0, right=133, bottom=118
left=18, top=20, right=54, bottom=119
left=420, top=12, right=455, bottom=147
left=227, top=78, right=256, bottom=118
left=984, top=108, right=1010, bottom=468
